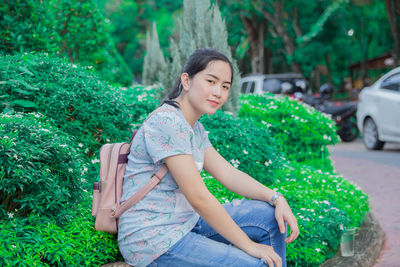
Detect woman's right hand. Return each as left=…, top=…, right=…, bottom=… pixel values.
left=244, top=241, right=282, bottom=267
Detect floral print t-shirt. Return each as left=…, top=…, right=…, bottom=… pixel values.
left=118, top=103, right=212, bottom=267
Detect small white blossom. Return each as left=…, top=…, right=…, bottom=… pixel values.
left=91, top=158, right=100, bottom=164
left=8, top=212, right=14, bottom=218
left=243, top=150, right=248, bottom=155
left=68, top=168, right=73, bottom=173
left=315, top=248, right=321, bottom=253
left=78, top=143, right=83, bottom=148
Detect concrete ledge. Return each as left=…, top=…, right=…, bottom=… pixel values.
left=102, top=212, right=384, bottom=267
left=321, top=212, right=385, bottom=267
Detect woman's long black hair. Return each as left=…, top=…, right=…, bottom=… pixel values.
left=162, top=48, right=234, bottom=108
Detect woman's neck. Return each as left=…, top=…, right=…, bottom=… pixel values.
left=175, top=97, right=202, bottom=128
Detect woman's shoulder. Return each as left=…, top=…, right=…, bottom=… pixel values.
left=146, top=104, right=182, bottom=123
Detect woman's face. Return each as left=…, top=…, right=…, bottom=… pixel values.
left=182, top=60, right=232, bottom=115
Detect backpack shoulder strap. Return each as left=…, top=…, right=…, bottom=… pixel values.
left=113, top=164, right=168, bottom=218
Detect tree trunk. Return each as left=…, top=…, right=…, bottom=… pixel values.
left=385, top=0, right=400, bottom=65
left=325, top=53, right=333, bottom=85
left=241, top=16, right=265, bottom=73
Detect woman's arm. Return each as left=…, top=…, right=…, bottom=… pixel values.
left=203, top=146, right=299, bottom=243
left=164, top=154, right=282, bottom=267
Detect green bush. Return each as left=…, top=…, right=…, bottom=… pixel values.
left=0, top=0, right=133, bottom=86
left=0, top=194, right=121, bottom=266
left=0, top=113, right=86, bottom=218
left=239, top=94, right=339, bottom=171
left=0, top=53, right=133, bottom=156
left=274, top=163, right=368, bottom=266
left=200, top=110, right=283, bottom=185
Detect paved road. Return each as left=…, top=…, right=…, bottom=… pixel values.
left=328, top=138, right=400, bottom=267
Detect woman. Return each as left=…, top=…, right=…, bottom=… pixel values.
left=118, top=48, right=299, bottom=267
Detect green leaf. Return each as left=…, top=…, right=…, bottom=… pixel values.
left=11, top=100, right=37, bottom=108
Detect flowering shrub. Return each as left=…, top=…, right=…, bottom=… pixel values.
left=239, top=94, right=339, bottom=172
left=0, top=53, right=133, bottom=156
left=0, top=194, right=121, bottom=266
left=0, top=113, right=87, bottom=218
left=200, top=110, right=283, bottom=185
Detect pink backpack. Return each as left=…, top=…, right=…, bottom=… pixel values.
left=91, top=111, right=169, bottom=234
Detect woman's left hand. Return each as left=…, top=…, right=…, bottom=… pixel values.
left=274, top=197, right=299, bottom=243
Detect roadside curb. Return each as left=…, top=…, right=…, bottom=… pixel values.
left=321, top=212, right=385, bottom=267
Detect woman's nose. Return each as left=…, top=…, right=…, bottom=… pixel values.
left=212, top=85, right=222, bottom=97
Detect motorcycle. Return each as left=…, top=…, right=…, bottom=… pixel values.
left=291, top=84, right=359, bottom=142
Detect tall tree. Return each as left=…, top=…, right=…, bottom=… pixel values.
left=142, top=22, right=166, bottom=85
left=385, top=0, right=400, bottom=65
left=157, top=0, right=240, bottom=113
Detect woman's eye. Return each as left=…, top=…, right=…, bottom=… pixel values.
left=207, top=80, right=215, bottom=84
left=223, top=85, right=230, bottom=90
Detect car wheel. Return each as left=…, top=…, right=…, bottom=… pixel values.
left=363, top=118, right=384, bottom=150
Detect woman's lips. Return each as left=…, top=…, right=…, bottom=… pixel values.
left=207, top=100, right=219, bottom=106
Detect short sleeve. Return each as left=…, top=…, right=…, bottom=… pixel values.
left=143, top=111, right=193, bottom=164
left=198, top=122, right=213, bottom=150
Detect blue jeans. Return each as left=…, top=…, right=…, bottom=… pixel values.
left=147, top=199, right=287, bottom=267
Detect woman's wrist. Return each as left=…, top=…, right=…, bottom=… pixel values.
left=268, top=192, right=284, bottom=206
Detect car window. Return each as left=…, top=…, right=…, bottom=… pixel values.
left=241, top=82, right=249, bottom=93
left=381, top=72, right=400, bottom=92
left=248, top=82, right=255, bottom=93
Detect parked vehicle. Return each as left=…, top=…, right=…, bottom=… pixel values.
left=240, top=73, right=309, bottom=95
left=294, top=84, right=359, bottom=142
left=357, top=66, right=400, bottom=150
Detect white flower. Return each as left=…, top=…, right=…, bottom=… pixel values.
left=243, top=150, right=248, bottom=155
left=322, top=241, right=328, bottom=246
left=68, top=168, right=73, bottom=173
left=78, top=143, right=83, bottom=148
left=315, top=248, right=321, bottom=253
left=11, top=245, right=16, bottom=248
left=8, top=212, right=13, bottom=218
left=91, top=158, right=100, bottom=164
left=72, top=64, right=77, bottom=68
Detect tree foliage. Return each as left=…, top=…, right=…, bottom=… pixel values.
left=0, top=0, right=133, bottom=86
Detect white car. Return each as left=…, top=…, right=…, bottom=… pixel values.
left=240, top=73, right=308, bottom=95
left=357, top=66, right=400, bottom=150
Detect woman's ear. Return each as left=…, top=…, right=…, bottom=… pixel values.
left=180, top=73, right=190, bottom=92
